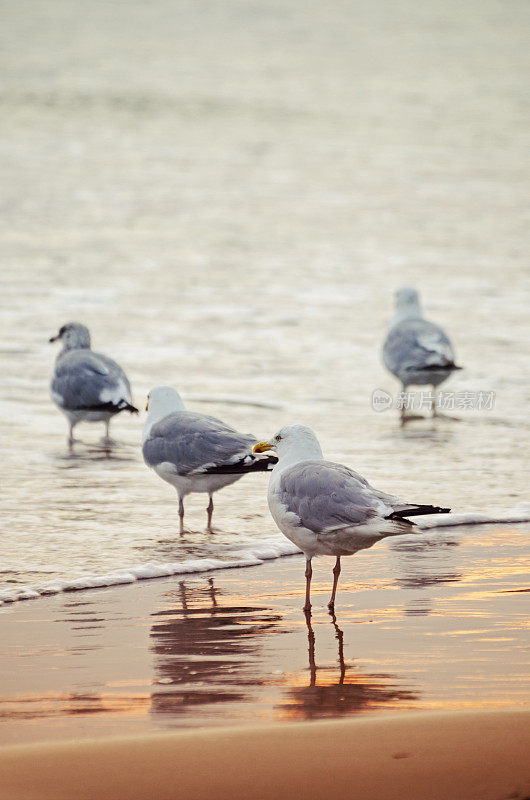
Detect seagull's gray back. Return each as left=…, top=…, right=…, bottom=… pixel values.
left=51, top=350, right=131, bottom=410
left=143, top=411, right=255, bottom=475
left=382, top=318, right=456, bottom=387
left=278, top=460, right=399, bottom=533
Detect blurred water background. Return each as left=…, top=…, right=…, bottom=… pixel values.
left=0, top=0, right=528, bottom=598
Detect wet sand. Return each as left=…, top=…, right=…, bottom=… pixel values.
left=0, top=710, right=529, bottom=800
left=1, top=529, right=528, bottom=745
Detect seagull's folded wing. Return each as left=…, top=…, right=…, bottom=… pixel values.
left=52, top=351, right=133, bottom=412
left=143, top=412, right=256, bottom=475
left=384, top=319, right=457, bottom=373
left=277, top=461, right=393, bottom=534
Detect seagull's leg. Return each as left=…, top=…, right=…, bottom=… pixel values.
left=102, top=419, right=113, bottom=446
left=303, top=557, right=313, bottom=614
left=431, top=385, right=460, bottom=421
left=206, top=495, right=214, bottom=533
left=178, top=495, right=185, bottom=535
left=431, top=385, right=438, bottom=417
left=400, top=383, right=424, bottom=424
left=68, top=422, right=77, bottom=447
left=101, top=417, right=117, bottom=447
left=328, top=556, right=341, bottom=610
left=400, top=382, right=408, bottom=425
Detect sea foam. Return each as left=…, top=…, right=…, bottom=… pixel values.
left=0, top=504, right=528, bottom=607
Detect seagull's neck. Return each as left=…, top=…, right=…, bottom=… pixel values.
left=391, top=301, right=423, bottom=325
left=273, top=441, right=324, bottom=473
left=142, top=399, right=186, bottom=442
left=58, top=341, right=91, bottom=357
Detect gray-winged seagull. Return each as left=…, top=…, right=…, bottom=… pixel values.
left=382, top=287, right=461, bottom=420
left=143, top=386, right=277, bottom=534
left=49, top=322, right=138, bottom=445
left=254, top=424, right=450, bottom=614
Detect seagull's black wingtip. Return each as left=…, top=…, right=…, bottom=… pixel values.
left=386, top=504, right=451, bottom=520
left=202, top=454, right=278, bottom=475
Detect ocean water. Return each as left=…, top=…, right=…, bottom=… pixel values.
left=1, top=0, right=529, bottom=605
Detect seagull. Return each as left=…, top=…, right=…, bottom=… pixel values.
left=382, top=287, right=461, bottom=420
left=142, top=386, right=277, bottom=534
left=254, top=424, right=450, bottom=614
left=49, top=322, right=138, bottom=445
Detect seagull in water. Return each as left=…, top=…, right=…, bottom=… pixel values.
left=254, top=424, right=450, bottom=614
left=382, top=287, right=461, bottom=420
left=143, top=386, right=277, bottom=534
left=49, top=322, right=138, bottom=445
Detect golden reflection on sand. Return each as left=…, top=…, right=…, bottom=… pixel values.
left=0, top=691, right=151, bottom=720
left=149, top=579, right=281, bottom=716
left=274, top=613, right=417, bottom=721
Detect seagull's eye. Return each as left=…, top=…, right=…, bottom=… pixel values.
left=275, top=435, right=282, bottom=441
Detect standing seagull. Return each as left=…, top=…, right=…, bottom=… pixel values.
left=382, top=287, right=461, bottom=420
left=49, top=322, right=138, bottom=445
left=143, top=386, right=277, bottom=533
left=254, top=424, right=450, bottom=614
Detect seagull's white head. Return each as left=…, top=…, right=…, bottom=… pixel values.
left=143, top=386, right=186, bottom=442
left=253, top=424, right=323, bottom=466
left=146, top=386, right=186, bottom=416
left=49, top=322, right=91, bottom=351
left=393, top=286, right=422, bottom=322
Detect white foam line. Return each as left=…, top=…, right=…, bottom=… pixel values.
left=0, top=537, right=300, bottom=606
left=415, top=503, right=530, bottom=529
left=0, top=505, right=528, bottom=607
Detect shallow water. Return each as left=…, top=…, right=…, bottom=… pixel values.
left=0, top=0, right=528, bottom=731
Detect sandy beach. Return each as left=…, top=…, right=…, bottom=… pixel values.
left=1, top=710, right=529, bottom=800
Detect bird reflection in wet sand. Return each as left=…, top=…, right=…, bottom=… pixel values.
left=276, top=613, right=417, bottom=721
left=150, top=579, right=281, bottom=717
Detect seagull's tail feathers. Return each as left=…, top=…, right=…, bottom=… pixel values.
left=386, top=504, right=451, bottom=521
left=199, top=454, right=278, bottom=475
left=414, top=362, right=463, bottom=372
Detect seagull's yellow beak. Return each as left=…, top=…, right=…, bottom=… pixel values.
left=253, top=440, right=272, bottom=453
left=145, top=399, right=149, bottom=411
